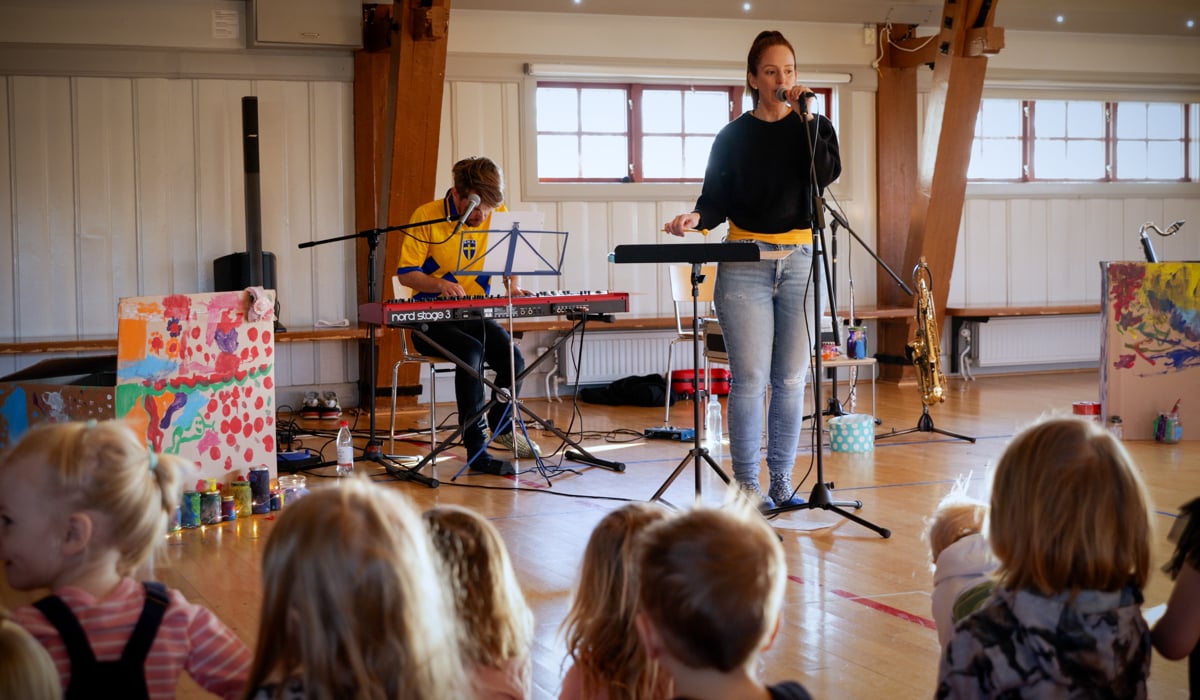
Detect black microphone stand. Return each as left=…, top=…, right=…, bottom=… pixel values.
left=298, top=215, right=460, bottom=488
left=763, top=103, right=889, bottom=538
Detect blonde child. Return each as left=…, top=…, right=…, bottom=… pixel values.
left=936, top=417, right=1154, bottom=698
left=635, top=503, right=812, bottom=700
left=243, top=477, right=468, bottom=699
left=424, top=505, right=534, bottom=700
left=559, top=502, right=673, bottom=700
left=927, top=487, right=996, bottom=646
left=1, top=607, right=61, bottom=699
left=0, top=420, right=249, bottom=699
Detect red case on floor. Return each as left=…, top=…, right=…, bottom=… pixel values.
left=670, top=368, right=731, bottom=396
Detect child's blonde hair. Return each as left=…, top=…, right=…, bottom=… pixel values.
left=561, top=502, right=671, bottom=700
left=244, top=478, right=468, bottom=700
left=0, top=608, right=61, bottom=699
left=1, top=420, right=183, bottom=576
left=989, top=417, right=1152, bottom=595
left=637, top=503, right=785, bottom=673
left=423, top=505, right=533, bottom=669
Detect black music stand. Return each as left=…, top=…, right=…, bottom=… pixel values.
left=612, top=242, right=760, bottom=505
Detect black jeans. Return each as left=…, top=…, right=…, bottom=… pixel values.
left=412, top=318, right=525, bottom=454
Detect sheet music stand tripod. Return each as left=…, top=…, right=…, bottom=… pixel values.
left=612, top=242, right=761, bottom=504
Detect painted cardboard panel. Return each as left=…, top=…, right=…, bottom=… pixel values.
left=0, top=356, right=116, bottom=450
left=116, top=291, right=277, bottom=483
left=1100, top=261, right=1199, bottom=440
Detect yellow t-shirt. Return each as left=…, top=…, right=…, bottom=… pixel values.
left=396, top=197, right=509, bottom=300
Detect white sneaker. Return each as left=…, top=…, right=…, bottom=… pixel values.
left=493, top=430, right=541, bottom=459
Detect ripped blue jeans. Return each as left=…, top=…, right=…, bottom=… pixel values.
left=714, top=241, right=818, bottom=484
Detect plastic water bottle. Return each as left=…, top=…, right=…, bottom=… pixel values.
left=704, top=396, right=723, bottom=462
left=336, top=420, right=355, bottom=476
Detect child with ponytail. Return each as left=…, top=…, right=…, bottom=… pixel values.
left=0, top=420, right=250, bottom=699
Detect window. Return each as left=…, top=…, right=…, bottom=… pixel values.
left=968, top=97, right=1198, bottom=182
left=534, top=82, right=833, bottom=183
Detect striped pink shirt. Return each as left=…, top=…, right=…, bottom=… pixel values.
left=14, top=577, right=250, bottom=699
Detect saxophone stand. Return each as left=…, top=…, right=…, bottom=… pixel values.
left=612, top=242, right=762, bottom=505
left=300, top=217, right=454, bottom=488
left=875, top=261, right=975, bottom=445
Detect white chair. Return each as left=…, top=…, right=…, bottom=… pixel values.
left=388, top=277, right=453, bottom=456
left=664, top=263, right=717, bottom=423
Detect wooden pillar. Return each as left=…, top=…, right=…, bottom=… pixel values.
left=353, top=1, right=450, bottom=408
left=873, top=0, right=1003, bottom=382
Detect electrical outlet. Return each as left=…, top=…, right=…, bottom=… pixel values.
left=863, top=25, right=875, bottom=45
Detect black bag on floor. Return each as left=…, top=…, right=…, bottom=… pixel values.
left=580, top=374, right=674, bottom=407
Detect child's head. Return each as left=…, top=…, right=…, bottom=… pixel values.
left=0, top=420, right=183, bottom=590
left=562, top=502, right=671, bottom=697
left=637, top=503, right=786, bottom=674
left=0, top=607, right=61, bottom=699
left=927, top=491, right=988, bottom=563
left=989, top=417, right=1152, bottom=595
left=246, top=478, right=466, bottom=699
left=423, top=505, right=533, bottom=669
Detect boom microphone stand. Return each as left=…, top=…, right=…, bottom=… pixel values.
left=764, top=99, right=889, bottom=538
left=299, top=215, right=461, bottom=488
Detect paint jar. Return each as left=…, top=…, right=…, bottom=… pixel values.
left=279, top=475, right=309, bottom=507
left=248, top=467, right=272, bottom=514
left=821, top=341, right=839, bottom=361
left=846, top=326, right=867, bottom=360
left=231, top=481, right=252, bottom=518
left=181, top=491, right=201, bottom=529
left=1072, top=401, right=1101, bottom=423
left=170, top=505, right=182, bottom=532
left=1154, top=414, right=1182, bottom=443
left=200, top=491, right=222, bottom=525
left=221, top=495, right=236, bottom=522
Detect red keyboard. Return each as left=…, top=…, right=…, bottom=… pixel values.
left=359, top=291, right=629, bottom=325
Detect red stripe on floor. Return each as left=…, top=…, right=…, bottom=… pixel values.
left=786, top=575, right=936, bottom=630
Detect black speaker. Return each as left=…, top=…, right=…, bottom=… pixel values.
left=214, top=251, right=278, bottom=291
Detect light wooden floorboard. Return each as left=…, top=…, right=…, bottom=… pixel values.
left=2, top=371, right=1193, bottom=698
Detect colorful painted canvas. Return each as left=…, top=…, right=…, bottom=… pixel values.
left=1101, top=261, right=1199, bottom=440
left=116, top=291, right=277, bottom=482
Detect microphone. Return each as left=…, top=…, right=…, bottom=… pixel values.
left=450, top=193, right=481, bottom=236
left=826, top=207, right=850, bottom=230
left=776, top=87, right=816, bottom=110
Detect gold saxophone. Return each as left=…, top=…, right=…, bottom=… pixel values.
left=908, top=257, right=946, bottom=406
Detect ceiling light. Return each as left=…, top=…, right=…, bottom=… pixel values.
left=743, top=3, right=751, bottom=11
left=1055, top=15, right=1064, bottom=24
left=1187, top=19, right=1195, bottom=28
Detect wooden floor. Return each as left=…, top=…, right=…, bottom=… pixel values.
left=3, top=371, right=1194, bottom=698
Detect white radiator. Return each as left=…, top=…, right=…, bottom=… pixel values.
left=562, top=330, right=688, bottom=385
left=972, top=315, right=1100, bottom=367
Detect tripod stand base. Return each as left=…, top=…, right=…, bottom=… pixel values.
left=764, top=481, right=891, bottom=538
left=876, top=407, right=976, bottom=443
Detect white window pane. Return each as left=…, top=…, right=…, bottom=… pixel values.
left=1067, top=102, right=1105, bottom=138
left=538, top=135, right=579, bottom=178
left=1035, top=101, right=1066, bottom=138
left=977, top=99, right=1022, bottom=138
left=1147, top=141, right=1185, bottom=179
left=642, top=136, right=683, bottom=178
left=580, top=89, right=627, bottom=133
left=1116, top=141, right=1148, bottom=179
left=1033, top=139, right=1068, bottom=178
left=685, top=92, right=730, bottom=133
left=684, top=135, right=714, bottom=179
left=969, top=139, right=1022, bottom=179
left=1064, top=140, right=1105, bottom=178
left=1148, top=103, right=1183, bottom=138
left=1116, top=103, right=1147, bottom=139
left=536, top=88, right=578, bottom=132
left=642, top=91, right=682, bottom=133
left=580, top=135, right=628, bottom=178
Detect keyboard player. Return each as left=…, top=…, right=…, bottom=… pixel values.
left=396, top=156, right=541, bottom=475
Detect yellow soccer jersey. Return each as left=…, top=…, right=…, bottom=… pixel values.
left=396, top=196, right=509, bottom=301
